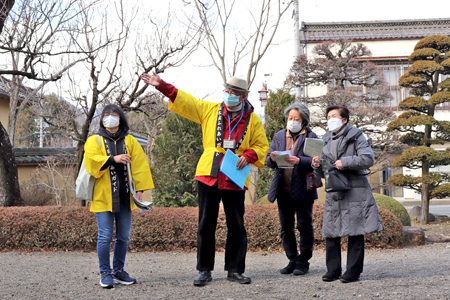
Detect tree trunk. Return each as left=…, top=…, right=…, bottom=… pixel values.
left=420, top=182, right=430, bottom=225
left=0, top=121, right=24, bottom=206
left=420, top=156, right=430, bottom=225
left=0, top=1, right=15, bottom=33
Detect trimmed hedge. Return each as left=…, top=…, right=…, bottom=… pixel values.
left=0, top=204, right=403, bottom=252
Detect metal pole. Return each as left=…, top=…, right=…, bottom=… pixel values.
left=293, top=0, right=302, bottom=100
left=39, top=117, right=43, bottom=147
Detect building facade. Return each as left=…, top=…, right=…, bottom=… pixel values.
left=299, top=18, right=450, bottom=201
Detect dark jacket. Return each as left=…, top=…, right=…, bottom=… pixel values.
left=97, top=128, right=130, bottom=212
left=266, top=128, right=318, bottom=203
left=314, top=125, right=383, bottom=238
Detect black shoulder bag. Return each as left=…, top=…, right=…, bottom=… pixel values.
left=322, top=131, right=365, bottom=192
left=323, top=165, right=351, bottom=192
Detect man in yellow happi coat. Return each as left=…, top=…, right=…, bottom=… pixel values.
left=142, top=72, right=269, bottom=286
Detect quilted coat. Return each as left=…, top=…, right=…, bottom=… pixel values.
left=314, top=125, right=383, bottom=238
left=266, top=128, right=318, bottom=203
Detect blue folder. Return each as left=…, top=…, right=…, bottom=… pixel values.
left=219, top=149, right=251, bottom=190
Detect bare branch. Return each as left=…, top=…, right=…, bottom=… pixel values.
left=189, top=0, right=293, bottom=87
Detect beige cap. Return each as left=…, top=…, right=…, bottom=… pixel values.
left=224, top=77, right=250, bottom=92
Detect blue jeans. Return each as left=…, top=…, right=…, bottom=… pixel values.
left=95, top=209, right=132, bottom=273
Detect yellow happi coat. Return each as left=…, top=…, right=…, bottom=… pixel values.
left=84, top=134, right=154, bottom=213
left=169, top=90, right=269, bottom=187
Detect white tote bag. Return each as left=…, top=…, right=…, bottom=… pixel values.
left=75, top=135, right=101, bottom=200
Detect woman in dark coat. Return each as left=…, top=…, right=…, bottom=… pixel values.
left=266, top=103, right=319, bottom=276
left=312, top=105, right=382, bottom=283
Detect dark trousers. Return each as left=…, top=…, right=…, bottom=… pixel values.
left=325, top=235, right=364, bottom=275
left=277, top=192, right=314, bottom=266
left=196, top=181, right=247, bottom=273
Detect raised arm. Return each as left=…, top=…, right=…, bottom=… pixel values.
left=141, top=71, right=161, bottom=87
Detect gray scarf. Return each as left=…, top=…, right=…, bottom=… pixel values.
left=226, top=102, right=243, bottom=112
left=330, top=124, right=349, bottom=160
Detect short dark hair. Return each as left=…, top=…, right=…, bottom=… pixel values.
left=99, top=104, right=129, bottom=131
left=325, top=105, right=350, bottom=122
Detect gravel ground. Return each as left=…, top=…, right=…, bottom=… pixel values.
left=1, top=243, right=450, bottom=300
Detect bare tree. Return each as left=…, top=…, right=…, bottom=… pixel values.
left=126, top=93, right=169, bottom=157
left=0, top=0, right=23, bottom=206
left=0, top=0, right=103, bottom=145
left=116, top=8, right=201, bottom=111
left=38, top=1, right=202, bottom=193
left=0, top=120, right=24, bottom=206
left=0, top=0, right=14, bottom=32
left=190, top=0, right=293, bottom=87
left=289, top=39, right=400, bottom=173
left=33, top=154, right=77, bottom=206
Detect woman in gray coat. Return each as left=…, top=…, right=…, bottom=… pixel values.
left=312, top=105, right=382, bottom=283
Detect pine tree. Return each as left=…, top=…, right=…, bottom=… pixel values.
left=386, top=35, right=450, bottom=224
left=288, top=39, right=398, bottom=170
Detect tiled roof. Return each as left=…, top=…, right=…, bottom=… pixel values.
left=300, top=18, right=450, bottom=42
left=13, top=147, right=76, bottom=164
left=129, top=132, right=148, bottom=147
left=13, top=133, right=148, bottom=164
left=0, top=75, right=31, bottom=100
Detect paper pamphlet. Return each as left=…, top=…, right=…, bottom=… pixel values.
left=127, top=163, right=153, bottom=211
left=303, top=138, right=324, bottom=158
left=133, top=198, right=153, bottom=212
left=274, top=150, right=291, bottom=156
left=272, top=150, right=294, bottom=169
left=219, top=149, right=251, bottom=190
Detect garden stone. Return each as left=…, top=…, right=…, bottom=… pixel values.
left=408, top=205, right=435, bottom=222
left=403, top=226, right=425, bottom=246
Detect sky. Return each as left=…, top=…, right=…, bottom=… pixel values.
left=135, top=0, right=449, bottom=118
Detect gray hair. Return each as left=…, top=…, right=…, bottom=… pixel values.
left=283, top=102, right=310, bottom=127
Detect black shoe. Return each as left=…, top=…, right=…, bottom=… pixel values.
left=322, top=271, right=341, bottom=282
left=280, top=261, right=296, bottom=274
left=193, top=271, right=212, bottom=286
left=339, top=272, right=360, bottom=283
left=227, top=272, right=251, bottom=284
left=293, top=262, right=309, bottom=276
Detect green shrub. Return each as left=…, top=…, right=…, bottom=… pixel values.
left=0, top=204, right=404, bottom=252
left=256, top=167, right=274, bottom=200
left=374, top=193, right=411, bottom=226
left=255, top=194, right=277, bottom=205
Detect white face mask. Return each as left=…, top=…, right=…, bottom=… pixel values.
left=287, top=120, right=303, bottom=133
left=327, top=118, right=344, bottom=132
left=103, top=115, right=120, bottom=128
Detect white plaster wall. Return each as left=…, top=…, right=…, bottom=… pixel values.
left=357, top=40, right=419, bottom=58
left=305, top=39, right=421, bottom=59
